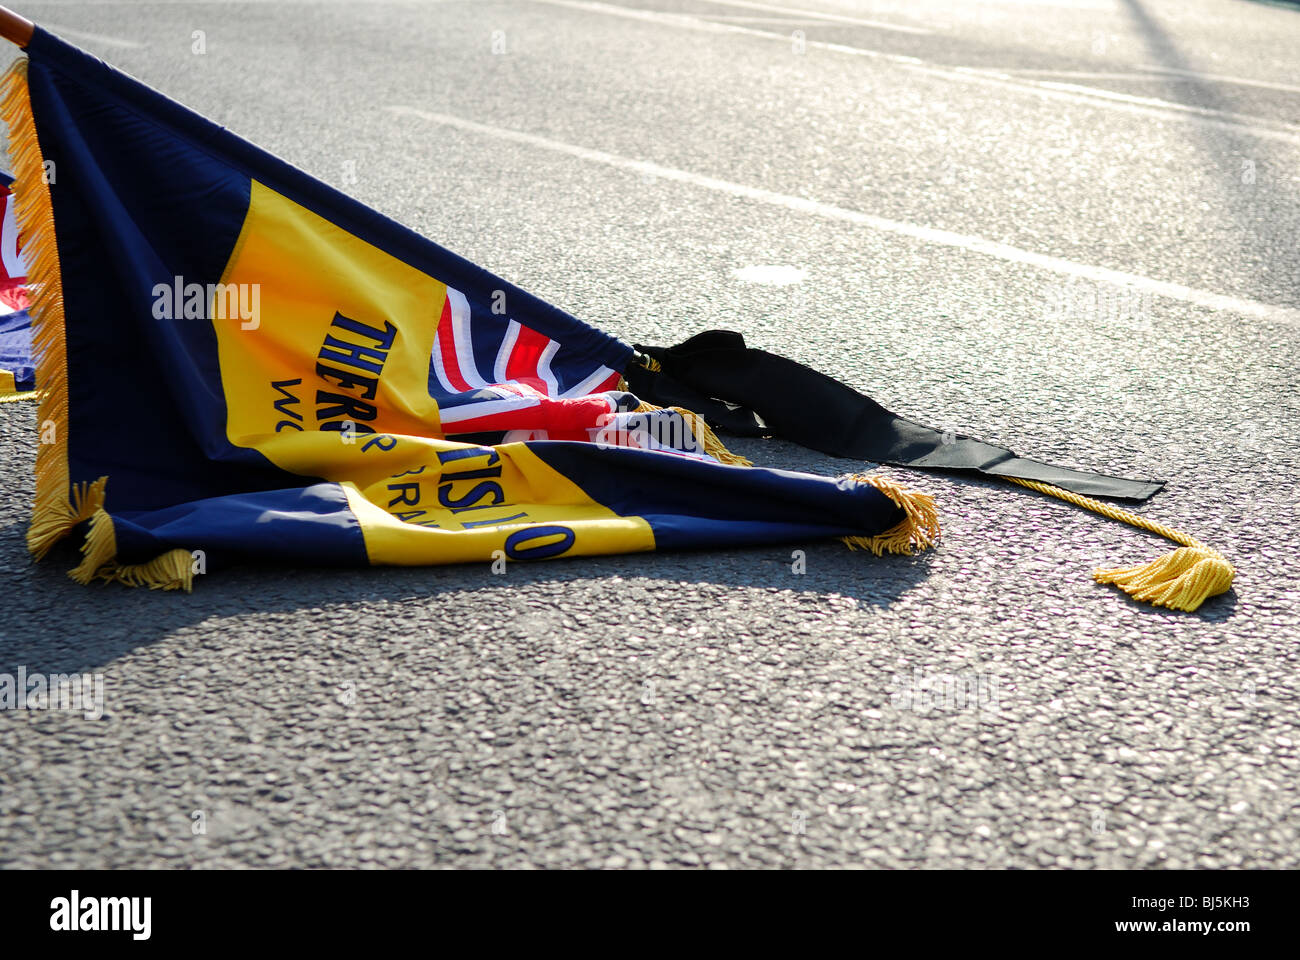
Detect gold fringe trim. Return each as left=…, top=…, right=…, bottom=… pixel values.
left=0, top=390, right=41, bottom=403
left=840, top=474, right=941, bottom=556
left=100, top=549, right=195, bottom=592
left=68, top=507, right=117, bottom=584
left=633, top=401, right=753, bottom=467
left=68, top=508, right=194, bottom=591
left=1, top=57, right=80, bottom=561
left=0, top=60, right=186, bottom=591
left=26, top=474, right=108, bottom=561
left=1006, top=477, right=1234, bottom=612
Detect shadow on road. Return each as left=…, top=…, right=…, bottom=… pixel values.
left=7, top=518, right=936, bottom=676
left=1240, top=0, right=1300, bottom=10
left=1119, top=0, right=1297, bottom=300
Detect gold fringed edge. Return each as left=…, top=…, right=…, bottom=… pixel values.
left=0, top=390, right=41, bottom=403
left=100, top=550, right=195, bottom=592
left=632, top=401, right=753, bottom=467
left=68, top=508, right=194, bottom=591
left=1005, top=477, right=1234, bottom=612
left=839, top=474, right=941, bottom=557
left=68, top=507, right=116, bottom=584
left=1, top=57, right=80, bottom=562
left=27, top=474, right=108, bottom=561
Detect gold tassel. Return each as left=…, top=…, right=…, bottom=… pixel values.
left=1006, top=477, right=1234, bottom=612
left=100, top=549, right=195, bottom=592
left=68, top=507, right=117, bottom=584
left=28, top=474, right=108, bottom=562
left=67, top=508, right=194, bottom=591
left=839, top=474, right=941, bottom=556
left=1093, top=547, right=1234, bottom=613
left=632, top=401, right=753, bottom=467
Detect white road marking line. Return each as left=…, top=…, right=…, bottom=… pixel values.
left=388, top=105, right=1300, bottom=327
left=942, top=69, right=1300, bottom=145
left=1141, top=65, right=1300, bottom=97
left=40, top=23, right=144, bottom=49
left=1005, top=66, right=1300, bottom=95
left=1022, top=77, right=1300, bottom=131
left=702, top=16, right=853, bottom=26
left=532, top=0, right=1300, bottom=146
left=672, top=0, right=933, bottom=35
left=998, top=70, right=1181, bottom=82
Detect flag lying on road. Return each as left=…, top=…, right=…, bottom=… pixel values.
left=0, top=25, right=1233, bottom=610
left=2, top=27, right=939, bottom=591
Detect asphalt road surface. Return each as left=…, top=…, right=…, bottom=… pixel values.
left=1, top=0, right=1298, bottom=870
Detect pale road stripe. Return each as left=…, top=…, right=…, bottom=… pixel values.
left=680, top=0, right=933, bottom=35
left=702, top=16, right=855, bottom=26
left=1015, top=76, right=1300, bottom=132
left=999, top=70, right=1188, bottom=83
left=388, top=106, right=1300, bottom=327
left=937, top=68, right=1300, bottom=144
left=1005, top=66, right=1300, bottom=96
left=1141, top=65, right=1300, bottom=97
left=41, top=23, right=144, bottom=49
left=532, top=0, right=1300, bottom=146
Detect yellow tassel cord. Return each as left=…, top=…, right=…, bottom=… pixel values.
left=69, top=508, right=194, bottom=591
left=0, top=390, right=41, bottom=403
left=2, top=60, right=193, bottom=588
left=632, top=401, right=754, bottom=467
left=1005, top=477, right=1234, bottom=612
left=839, top=473, right=941, bottom=557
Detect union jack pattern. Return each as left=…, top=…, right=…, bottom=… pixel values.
left=427, top=287, right=712, bottom=461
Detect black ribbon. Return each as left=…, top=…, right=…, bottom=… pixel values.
left=626, top=330, right=1162, bottom=502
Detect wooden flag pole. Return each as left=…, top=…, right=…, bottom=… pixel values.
left=0, top=6, right=34, bottom=48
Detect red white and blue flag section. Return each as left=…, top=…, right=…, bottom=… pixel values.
left=428, top=290, right=717, bottom=459
left=0, top=172, right=33, bottom=396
